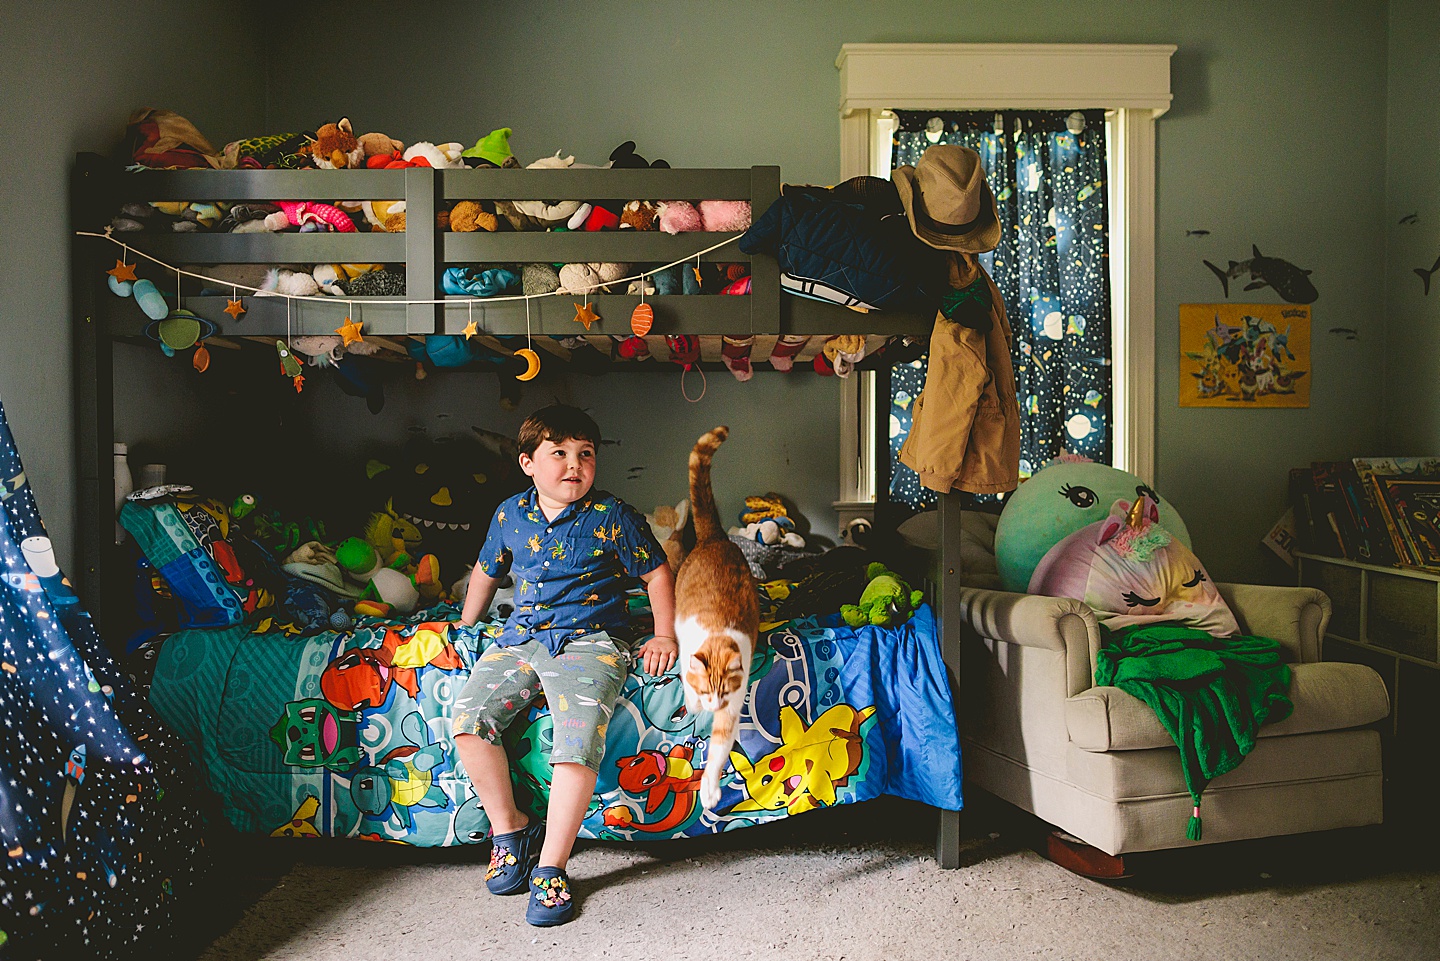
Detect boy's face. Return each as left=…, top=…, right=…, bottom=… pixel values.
left=519, top=436, right=597, bottom=509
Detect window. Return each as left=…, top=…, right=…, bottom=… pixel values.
left=833, top=43, right=1174, bottom=518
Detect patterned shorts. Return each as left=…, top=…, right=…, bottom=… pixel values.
left=452, top=632, right=629, bottom=773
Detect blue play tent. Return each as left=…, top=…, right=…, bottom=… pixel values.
left=0, top=398, right=206, bottom=958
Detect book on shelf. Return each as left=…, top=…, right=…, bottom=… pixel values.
left=1311, top=461, right=1357, bottom=559
left=1336, top=460, right=1398, bottom=566
left=1352, top=456, right=1440, bottom=569
left=1289, top=466, right=1321, bottom=555
left=1372, top=475, right=1440, bottom=571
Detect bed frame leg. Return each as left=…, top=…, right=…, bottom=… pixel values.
left=936, top=808, right=962, bottom=868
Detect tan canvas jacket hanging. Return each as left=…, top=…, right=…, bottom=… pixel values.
left=899, top=253, right=1020, bottom=495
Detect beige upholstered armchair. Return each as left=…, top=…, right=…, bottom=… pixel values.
left=955, top=580, right=1389, bottom=856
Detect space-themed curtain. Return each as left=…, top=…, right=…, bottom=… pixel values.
left=0, top=398, right=205, bottom=958
left=887, top=110, right=1113, bottom=513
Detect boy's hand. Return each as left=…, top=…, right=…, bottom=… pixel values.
left=637, top=635, right=678, bottom=676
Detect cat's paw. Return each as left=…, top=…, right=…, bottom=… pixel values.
left=699, top=775, right=722, bottom=811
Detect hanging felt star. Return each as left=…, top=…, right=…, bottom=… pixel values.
left=107, top=260, right=137, bottom=283
left=223, top=299, right=246, bottom=319
left=573, top=301, right=600, bottom=331
left=336, top=317, right=365, bottom=346
left=462, top=319, right=479, bottom=339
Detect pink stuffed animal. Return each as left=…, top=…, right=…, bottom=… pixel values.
left=658, top=200, right=752, bottom=233
left=657, top=201, right=704, bottom=234
left=275, top=200, right=357, bottom=233
left=699, top=200, right=752, bottom=232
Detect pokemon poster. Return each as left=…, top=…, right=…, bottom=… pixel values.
left=1179, top=303, right=1310, bottom=408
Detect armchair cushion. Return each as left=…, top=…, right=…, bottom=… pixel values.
left=1066, top=660, right=1390, bottom=752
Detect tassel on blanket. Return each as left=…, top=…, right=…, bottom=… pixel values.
left=1187, top=802, right=1203, bottom=842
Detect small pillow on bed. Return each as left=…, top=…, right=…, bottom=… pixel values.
left=1029, top=496, right=1238, bottom=636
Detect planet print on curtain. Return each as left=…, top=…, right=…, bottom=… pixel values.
left=888, top=110, right=1114, bottom=514
left=0, top=399, right=207, bottom=959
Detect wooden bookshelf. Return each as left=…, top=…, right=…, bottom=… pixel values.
left=1296, top=551, right=1439, bottom=736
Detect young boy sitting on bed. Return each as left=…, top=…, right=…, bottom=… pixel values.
left=453, top=404, right=676, bottom=927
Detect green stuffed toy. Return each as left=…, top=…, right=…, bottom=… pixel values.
left=841, top=562, right=925, bottom=628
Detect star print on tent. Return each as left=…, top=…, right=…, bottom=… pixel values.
left=0, top=399, right=207, bottom=959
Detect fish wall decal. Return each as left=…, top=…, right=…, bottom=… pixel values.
left=1414, top=253, right=1440, bottom=295
left=1203, top=246, right=1318, bottom=304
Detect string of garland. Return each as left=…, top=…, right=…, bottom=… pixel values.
left=78, top=226, right=747, bottom=390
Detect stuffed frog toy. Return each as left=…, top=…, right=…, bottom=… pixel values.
left=841, top=562, right=925, bottom=627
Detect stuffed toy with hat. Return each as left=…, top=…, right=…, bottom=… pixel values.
left=841, top=562, right=925, bottom=628
left=646, top=499, right=690, bottom=575
left=993, top=460, right=1193, bottom=594
left=307, top=118, right=365, bottom=169
left=461, top=127, right=519, bottom=168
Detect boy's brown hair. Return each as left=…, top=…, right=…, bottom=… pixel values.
left=517, top=405, right=602, bottom=457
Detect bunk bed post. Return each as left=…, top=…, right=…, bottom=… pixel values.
left=748, top=166, right=781, bottom=332
left=935, top=489, right=964, bottom=868
left=70, top=154, right=116, bottom=611
left=404, top=166, right=439, bottom=335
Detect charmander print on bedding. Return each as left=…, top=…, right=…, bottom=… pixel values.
left=148, top=601, right=960, bottom=846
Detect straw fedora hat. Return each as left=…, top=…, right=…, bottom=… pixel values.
left=893, top=145, right=1001, bottom=254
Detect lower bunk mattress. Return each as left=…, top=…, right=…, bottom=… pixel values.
left=148, top=602, right=960, bottom=846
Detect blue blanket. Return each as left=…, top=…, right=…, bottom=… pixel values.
left=149, top=602, right=960, bottom=846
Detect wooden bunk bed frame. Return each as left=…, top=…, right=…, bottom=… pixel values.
left=69, top=152, right=968, bottom=866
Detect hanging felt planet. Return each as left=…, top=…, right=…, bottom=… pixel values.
left=631, top=302, right=653, bottom=337
left=514, top=347, right=541, bottom=381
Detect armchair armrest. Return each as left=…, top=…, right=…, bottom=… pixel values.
left=958, top=587, right=1100, bottom=698
left=1215, top=583, right=1331, bottom=663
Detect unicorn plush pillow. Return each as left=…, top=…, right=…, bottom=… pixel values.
left=1029, top=495, right=1239, bottom=636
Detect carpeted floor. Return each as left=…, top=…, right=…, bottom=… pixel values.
left=176, top=792, right=1438, bottom=961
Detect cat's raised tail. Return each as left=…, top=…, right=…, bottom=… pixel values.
left=689, top=426, right=728, bottom=543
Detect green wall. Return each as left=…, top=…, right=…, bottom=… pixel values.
left=1, top=0, right=1412, bottom=584
left=0, top=0, right=267, bottom=568
left=264, top=0, right=1393, bottom=583
left=1384, top=0, right=1440, bottom=451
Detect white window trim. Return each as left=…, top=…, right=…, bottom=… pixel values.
left=834, top=42, right=1173, bottom=513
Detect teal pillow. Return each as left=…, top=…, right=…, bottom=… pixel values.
left=994, top=462, right=1192, bottom=593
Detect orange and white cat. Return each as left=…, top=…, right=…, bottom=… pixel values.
left=674, top=427, right=760, bottom=811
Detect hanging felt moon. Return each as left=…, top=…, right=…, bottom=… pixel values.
left=514, top=347, right=541, bottom=381
left=192, top=342, right=210, bottom=373
left=631, top=302, right=653, bottom=337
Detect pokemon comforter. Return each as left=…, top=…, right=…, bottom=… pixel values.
left=148, top=602, right=960, bottom=846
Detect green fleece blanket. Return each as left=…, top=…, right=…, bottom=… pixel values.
left=1095, top=624, right=1294, bottom=839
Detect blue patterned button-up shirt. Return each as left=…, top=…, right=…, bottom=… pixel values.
left=477, top=487, right=664, bottom=655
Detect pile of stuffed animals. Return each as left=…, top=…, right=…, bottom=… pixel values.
left=113, top=109, right=754, bottom=302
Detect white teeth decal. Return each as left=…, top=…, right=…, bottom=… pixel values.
left=424, top=519, right=434, bottom=527
left=461, top=523, right=471, bottom=531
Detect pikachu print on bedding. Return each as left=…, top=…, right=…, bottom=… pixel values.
left=728, top=703, right=877, bottom=815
